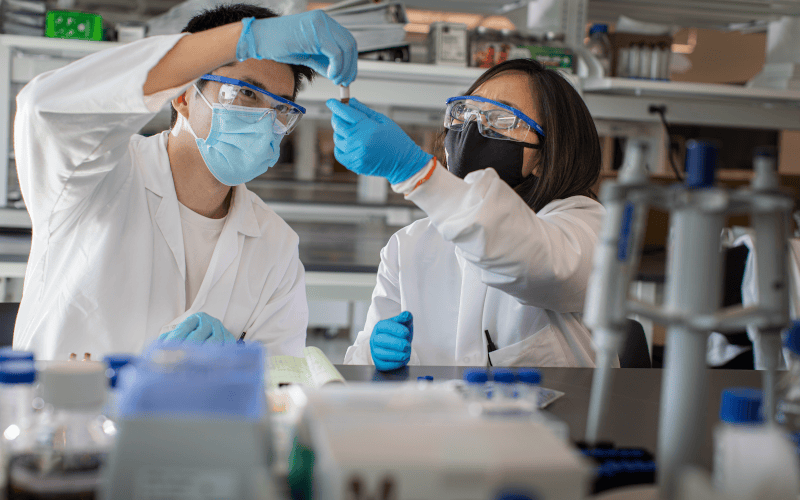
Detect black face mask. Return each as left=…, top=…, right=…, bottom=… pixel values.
left=444, top=121, right=540, bottom=188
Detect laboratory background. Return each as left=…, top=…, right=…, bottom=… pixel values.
left=0, top=0, right=799, bottom=498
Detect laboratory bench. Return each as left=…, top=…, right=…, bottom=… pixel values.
left=336, top=365, right=761, bottom=471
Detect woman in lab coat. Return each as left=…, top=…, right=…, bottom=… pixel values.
left=328, top=59, right=603, bottom=369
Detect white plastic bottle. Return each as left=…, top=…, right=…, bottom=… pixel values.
left=715, top=386, right=800, bottom=499
left=586, top=24, right=612, bottom=77
left=0, top=361, right=36, bottom=453
left=102, top=354, right=135, bottom=421
left=462, top=368, right=489, bottom=401
left=776, top=321, right=800, bottom=449
left=491, top=368, right=516, bottom=399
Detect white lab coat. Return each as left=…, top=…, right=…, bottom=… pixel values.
left=344, top=166, right=604, bottom=367
left=13, top=35, right=308, bottom=360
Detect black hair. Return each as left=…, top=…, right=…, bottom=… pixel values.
left=169, top=3, right=315, bottom=128
left=438, top=59, right=601, bottom=212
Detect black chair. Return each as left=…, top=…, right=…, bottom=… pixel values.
left=0, top=302, right=20, bottom=348
left=619, top=318, right=651, bottom=368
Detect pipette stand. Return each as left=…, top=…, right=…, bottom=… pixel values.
left=583, top=140, right=793, bottom=500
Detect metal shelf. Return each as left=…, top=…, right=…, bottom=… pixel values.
left=583, top=77, right=800, bottom=106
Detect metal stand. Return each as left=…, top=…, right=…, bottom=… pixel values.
left=583, top=141, right=794, bottom=499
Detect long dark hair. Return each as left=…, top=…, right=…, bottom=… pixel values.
left=438, top=59, right=601, bottom=212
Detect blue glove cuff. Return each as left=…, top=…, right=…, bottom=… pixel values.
left=389, top=150, right=434, bottom=185
left=236, top=17, right=258, bottom=62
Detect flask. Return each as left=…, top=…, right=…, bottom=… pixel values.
left=586, top=24, right=612, bottom=77
left=7, top=362, right=112, bottom=500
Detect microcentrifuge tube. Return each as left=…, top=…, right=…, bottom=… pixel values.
left=339, top=85, right=350, bottom=104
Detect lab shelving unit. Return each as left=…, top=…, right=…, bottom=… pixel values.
left=1, top=30, right=800, bottom=341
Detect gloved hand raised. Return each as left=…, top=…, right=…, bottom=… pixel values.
left=158, top=312, right=238, bottom=345
left=369, top=311, right=414, bottom=372
left=236, top=11, right=358, bottom=86
left=327, top=98, right=433, bottom=185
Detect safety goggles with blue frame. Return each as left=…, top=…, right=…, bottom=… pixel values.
left=444, top=96, right=545, bottom=145
left=198, top=74, right=306, bottom=135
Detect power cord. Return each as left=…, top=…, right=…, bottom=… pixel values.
left=649, top=105, right=683, bottom=181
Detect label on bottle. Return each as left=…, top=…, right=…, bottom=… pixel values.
left=134, top=467, right=238, bottom=500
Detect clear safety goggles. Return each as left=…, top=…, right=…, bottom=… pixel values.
left=444, top=96, right=545, bottom=145
left=198, top=74, right=306, bottom=135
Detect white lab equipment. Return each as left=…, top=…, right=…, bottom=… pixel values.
left=583, top=139, right=794, bottom=499
left=7, top=361, right=112, bottom=499
left=101, top=342, right=276, bottom=500
left=292, top=382, right=592, bottom=500
left=0, top=361, right=36, bottom=454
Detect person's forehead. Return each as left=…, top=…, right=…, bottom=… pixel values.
left=473, top=72, right=537, bottom=117
left=211, top=60, right=295, bottom=100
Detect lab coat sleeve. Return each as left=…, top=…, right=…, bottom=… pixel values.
left=406, top=164, right=604, bottom=313
left=14, top=34, right=188, bottom=235
left=344, top=233, right=421, bottom=365
left=246, top=246, right=308, bottom=358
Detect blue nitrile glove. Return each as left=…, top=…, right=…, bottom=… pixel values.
left=369, top=311, right=414, bottom=372
left=236, top=11, right=358, bottom=86
left=327, top=98, right=434, bottom=185
left=158, top=312, right=238, bottom=345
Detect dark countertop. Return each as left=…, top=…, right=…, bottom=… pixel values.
left=335, top=365, right=761, bottom=470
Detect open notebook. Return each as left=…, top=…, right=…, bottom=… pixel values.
left=268, top=346, right=345, bottom=390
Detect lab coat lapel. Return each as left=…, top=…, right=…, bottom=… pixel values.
left=153, top=196, right=186, bottom=280
left=455, top=250, right=488, bottom=363
left=145, top=132, right=186, bottom=281
left=188, top=185, right=261, bottom=319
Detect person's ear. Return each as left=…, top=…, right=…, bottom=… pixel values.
left=171, top=90, right=190, bottom=119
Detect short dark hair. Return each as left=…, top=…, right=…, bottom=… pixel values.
left=169, top=3, right=315, bottom=128
left=438, top=59, right=601, bottom=212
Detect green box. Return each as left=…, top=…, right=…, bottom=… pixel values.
left=520, top=46, right=574, bottom=72
left=45, top=11, right=103, bottom=41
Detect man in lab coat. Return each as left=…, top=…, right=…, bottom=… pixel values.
left=12, top=4, right=357, bottom=359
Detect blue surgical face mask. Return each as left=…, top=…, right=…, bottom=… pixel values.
left=176, top=85, right=282, bottom=186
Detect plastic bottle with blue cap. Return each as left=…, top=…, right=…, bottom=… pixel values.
left=516, top=368, right=542, bottom=404
left=713, top=387, right=764, bottom=492
left=714, top=384, right=800, bottom=498
left=0, top=348, right=34, bottom=363
left=7, top=360, right=113, bottom=498
left=0, top=360, right=37, bottom=454
left=777, top=321, right=800, bottom=450
left=492, top=368, right=516, bottom=399
left=102, top=353, right=136, bottom=421
left=462, top=368, right=490, bottom=400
